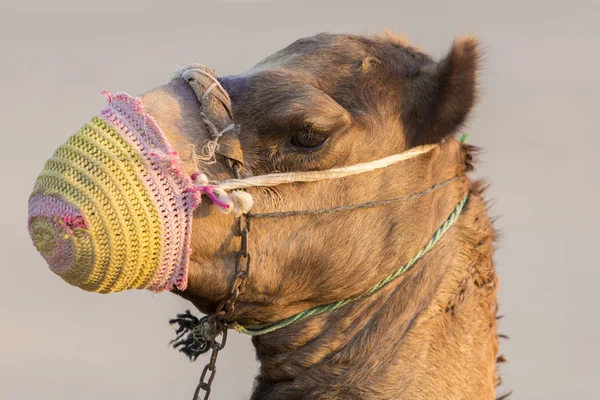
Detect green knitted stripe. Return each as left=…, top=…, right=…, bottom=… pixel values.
left=231, top=194, right=469, bottom=336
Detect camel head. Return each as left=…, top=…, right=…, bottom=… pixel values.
left=28, top=30, right=481, bottom=321
left=158, top=33, right=480, bottom=321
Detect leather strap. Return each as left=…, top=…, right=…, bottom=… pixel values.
left=183, top=66, right=244, bottom=165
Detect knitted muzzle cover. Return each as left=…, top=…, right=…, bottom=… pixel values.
left=28, top=92, right=200, bottom=293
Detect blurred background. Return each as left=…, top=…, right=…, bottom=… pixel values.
left=1, top=0, right=598, bottom=399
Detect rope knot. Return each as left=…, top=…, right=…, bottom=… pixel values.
left=169, top=311, right=213, bottom=361
left=187, top=173, right=254, bottom=217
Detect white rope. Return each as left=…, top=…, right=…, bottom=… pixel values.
left=218, top=144, right=436, bottom=191
left=193, top=144, right=437, bottom=216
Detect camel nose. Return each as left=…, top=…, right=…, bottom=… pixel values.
left=27, top=92, right=197, bottom=294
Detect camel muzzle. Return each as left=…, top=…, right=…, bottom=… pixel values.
left=27, top=92, right=199, bottom=293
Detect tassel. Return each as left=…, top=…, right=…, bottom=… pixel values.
left=169, top=310, right=213, bottom=361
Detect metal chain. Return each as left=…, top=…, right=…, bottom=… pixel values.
left=192, top=161, right=250, bottom=400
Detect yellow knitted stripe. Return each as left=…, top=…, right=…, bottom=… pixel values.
left=62, top=121, right=161, bottom=290
left=55, top=148, right=146, bottom=292
left=53, top=144, right=140, bottom=290
left=36, top=117, right=161, bottom=292
left=35, top=166, right=125, bottom=292
left=87, top=117, right=163, bottom=289
left=70, top=221, right=94, bottom=286
left=33, top=174, right=106, bottom=290
left=37, top=118, right=163, bottom=293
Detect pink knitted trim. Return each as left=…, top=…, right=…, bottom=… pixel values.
left=100, top=92, right=200, bottom=292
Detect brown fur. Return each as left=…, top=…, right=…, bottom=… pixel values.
left=139, top=32, right=502, bottom=399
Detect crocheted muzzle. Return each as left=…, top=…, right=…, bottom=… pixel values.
left=28, top=92, right=199, bottom=293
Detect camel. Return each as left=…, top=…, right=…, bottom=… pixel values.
left=137, top=32, right=504, bottom=399
left=31, top=32, right=504, bottom=399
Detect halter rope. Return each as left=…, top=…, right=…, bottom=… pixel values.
left=187, top=144, right=438, bottom=217
left=228, top=193, right=468, bottom=336
left=172, top=143, right=468, bottom=342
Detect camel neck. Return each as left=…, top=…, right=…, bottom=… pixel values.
left=249, top=185, right=499, bottom=400
left=250, top=235, right=452, bottom=399
left=235, top=193, right=468, bottom=336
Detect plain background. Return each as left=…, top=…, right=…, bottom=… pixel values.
left=1, top=0, right=598, bottom=399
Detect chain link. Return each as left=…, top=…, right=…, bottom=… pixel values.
left=192, top=163, right=250, bottom=399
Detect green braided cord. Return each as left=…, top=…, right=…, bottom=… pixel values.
left=229, top=194, right=469, bottom=336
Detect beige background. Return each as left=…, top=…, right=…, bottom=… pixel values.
left=1, top=0, right=598, bottom=399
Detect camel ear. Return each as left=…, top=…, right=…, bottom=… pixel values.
left=402, top=36, right=479, bottom=146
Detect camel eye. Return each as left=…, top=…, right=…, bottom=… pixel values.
left=290, top=126, right=328, bottom=150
